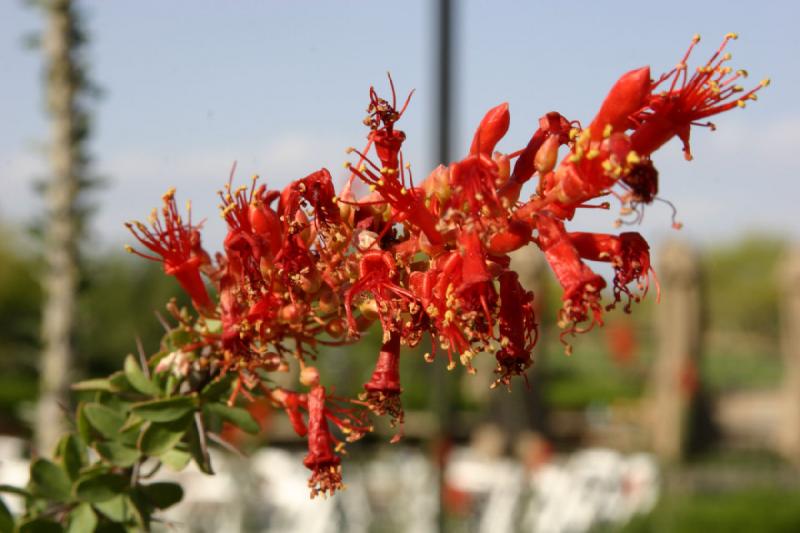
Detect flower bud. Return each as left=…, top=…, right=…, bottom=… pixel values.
left=534, top=134, right=560, bottom=175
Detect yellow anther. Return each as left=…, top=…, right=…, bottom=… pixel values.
left=736, top=100, right=746, bottom=108
left=586, top=149, right=600, bottom=160
left=603, top=124, right=613, bottom=138
left=359, top=164, right=366, bottom=172
left=377, top=179, right=385, bottom=186
left=692, top=33, right=701, bottom=43
left=749, top=94, right=758, bottom=101
left=737, top=69, right=749, bottom=78
left=251, top=174, right=258, bottom=181
left=733, top=85, right=743, bottom=92
left=676, top=62, right=687, bottom=71
left=369, top=184, right=377, bottom=191
left=124, top=245, right=134, bottom=253
left=722, top=53, right=732, bottom=61
left=332, top=195, right=339, bottom=203
left=162, top=187, right=176, bottom=200
left=601, top=160, right=614, bottom=172
left=400, top=187, right=408, bottom=195
left=626, top=151, right=641, bottom=165
left=345, top=147, right=355, bottom=154
left=380, top=167, right=389, bottom=174
left=725, top=32, right=738, bottom=40
left=569, top=128, right=579, bottom=141
left=404, top=162, right=411, bottom=169
left=343, top=161, right=351, bottom=169
left=760, top=78, right=771, bottom=87
left=446, top=361, right=456, bottom=371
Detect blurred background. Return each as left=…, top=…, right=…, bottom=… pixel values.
left=1, top=1, right=799, bottom=531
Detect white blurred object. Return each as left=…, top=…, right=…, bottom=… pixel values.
left=523, top=448, right=659, bottom=533
left=0, top=437, right=28, bottom=515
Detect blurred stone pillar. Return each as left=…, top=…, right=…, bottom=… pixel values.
left=778, top=247, right=800, bottom=464
left=648, top=241, right=703, bottom=462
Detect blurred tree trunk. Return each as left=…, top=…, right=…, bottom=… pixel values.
left=36, top=0, right=86, bottom=455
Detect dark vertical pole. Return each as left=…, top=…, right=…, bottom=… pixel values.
left=436, top=0, right=453, bottom=166
left=433, top=0, right=454, bottom=530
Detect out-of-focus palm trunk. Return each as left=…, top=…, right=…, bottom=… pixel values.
left=37, top=0, right=80, bottom=455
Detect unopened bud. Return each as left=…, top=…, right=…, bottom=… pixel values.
left=534, top=134, right=560, bottom=175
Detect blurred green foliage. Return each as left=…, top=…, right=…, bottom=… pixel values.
left=0, top=224, right=184, bottom=433
left=614, top=487, right=800, bottom=533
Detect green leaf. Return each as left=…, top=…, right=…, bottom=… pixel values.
left=18, top=519, right=62, bottom=533
left=200, top=374, right=234, bottom=400
left=93, top=495, right=128, bottom=522
left=72, top=378, right=113, bottom=392
left=30, top=458, right=71, bottom=502
left=204, top=403, right=260, bottom=435
left=55, top=435, right=85, bottom=480
left=67, top=503, right=97, bottom=533
left=161, top=448, right=191, bottom=472
left=83, top=403, right=126, bottom=440
left=0, top=497, right=13, bottom=533
left=124, top=355, right=160, bottom=397
left=76, top=403, right=92, bottom=444
left=138, top=416, right=192, bottom=456
left=95, top=441, right=140, bottom=468
left=137, top=482, right=183, bottom=510
left=108, top=371, right=133, bottom=393
left=74, top=473, right=127, bottom=503
left=131, top=396, right=196, bottom=423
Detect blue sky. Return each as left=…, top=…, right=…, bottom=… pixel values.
left=1, top=0, right=798, bottom=252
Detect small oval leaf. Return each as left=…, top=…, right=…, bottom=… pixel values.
left=95, top=441, right=140, bottom=468
left=67, top=502, right=97, bottom=533
left=30, top=458, right=71, bottom=502
left=124, top=355, right=160, bottom=396
left=131, top=396, right=196, bottom=423
left=74, top=473, right=127, bottom=503
left=83, top=403, right=126, bottom=439
left=138, top=482, right=183, bottom=510
left=138, top=416, right=192, bottom=456
left=205, top=403, right=260, bottom=435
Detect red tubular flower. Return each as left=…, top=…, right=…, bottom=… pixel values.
left=630, top=34, right=768, bottom=160
left=126, top=188, right=213, bottom=313
left=535, top=214, right=605, bottom=338
left=303, top=385, right=343, bottom=498
left=569, top=231, right=655, bottom=311
left=469, top=102, right=510, bottom=157
left=494, top=270, right=538, bottom=386
left=361, top=333, right=404, bottom=441
left=587, top=66, right=651, bottom=141
left=344, top=250, right=417, bottom=339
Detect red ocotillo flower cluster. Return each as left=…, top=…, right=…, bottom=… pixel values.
left=126, top=35, right=766, bottom=497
